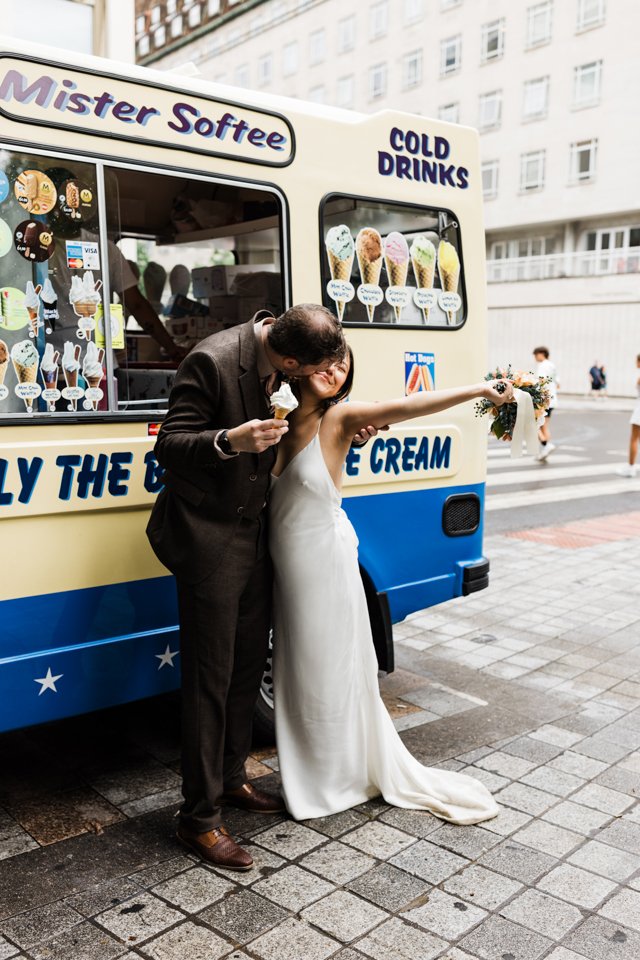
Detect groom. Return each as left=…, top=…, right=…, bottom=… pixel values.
left=147, top=304, right=346, bottom=870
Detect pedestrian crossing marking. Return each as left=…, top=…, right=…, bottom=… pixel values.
left=485, top=478, right=639, bottom=511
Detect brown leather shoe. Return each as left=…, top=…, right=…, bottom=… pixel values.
left=220, top=782, right=286, bottom=814
left=176, top=823, right=253, bottom=871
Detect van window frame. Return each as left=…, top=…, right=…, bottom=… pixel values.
left=318, top=190, right=468, bottom=331
left=0, top=137, right=291, bottom=425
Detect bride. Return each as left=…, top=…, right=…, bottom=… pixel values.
left=269, top=349, right=513, bottom=825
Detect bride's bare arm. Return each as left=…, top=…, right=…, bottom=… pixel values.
left=334, top=380, right=513, bottom=440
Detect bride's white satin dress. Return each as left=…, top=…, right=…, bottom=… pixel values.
left=269, top=431, right=499, bottom=824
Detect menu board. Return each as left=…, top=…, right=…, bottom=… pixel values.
left=0, top=151, right=106, bottom=415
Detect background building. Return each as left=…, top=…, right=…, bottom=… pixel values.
left=6, top=0, right=135, bottom=60
left=131, top=0, right=638, bottom=394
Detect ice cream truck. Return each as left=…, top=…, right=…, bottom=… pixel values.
left=0, top=38, right=490, bottom=736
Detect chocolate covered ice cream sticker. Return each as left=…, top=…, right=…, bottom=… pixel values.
left=325, top=225, right=355, bottom=322
left=11, top=339, right=41, bottom=412
left=40, top=279, right=58, bottom=333
left=14, top=220, right=55, bottom=262
left=69, top=272, right=102, bottom=339
left=383, top=232, right=411, bottom=323
left=355, top=228, right=384, bottom=322
left=40, top=343, right=61, bottom=411
left=14, top=170, right=56, bottom=216
left=0, top=338, right=9, bottom=402
left=58, top=179, right=97, bottom=223
left=62, top=341, right=83, bottom=411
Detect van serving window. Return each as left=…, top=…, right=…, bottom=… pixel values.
left=320, top=193, right=465, bottom=329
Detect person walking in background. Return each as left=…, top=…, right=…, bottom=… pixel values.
left=534, top=346, right=558, bottom=461
left=589, top=361, right=606, bottom=397
left=616, top=353, right=640, bottom=478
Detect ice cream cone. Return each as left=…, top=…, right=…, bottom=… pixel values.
left=85, top=373, right=103, bottom=411
left=437, top=240, right=461, bottom=325
left=27, top=307, right=39, bottom=337
left=13, top=360, right=37, bottom=411
left=74, top=300, right=99, bottom=318
left=385, top=260, right=409, bottom=322
left=273, top=407, right=289, bottom=420
left=327, top=250, right=354, bottom=322
left=357, top=256, right=383, bottom=321
left=412, top=259, right=436, bottom=322
left=0, top=360, right=7, bottom=387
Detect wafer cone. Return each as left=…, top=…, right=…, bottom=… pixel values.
left=13, top=360, right=37, bottom=411
left=273, top=407, right=289, bottom=420
left=86, top=373, right=103, bottom=411
left=356, top=255, right=383, bottom=321
left=327, top=250, right=354, bottom=321
left=439, top=264, right=460, bottom=324
left=0, top=360, right=7, bottom=387
left=412, top=259, right=436, bottom=322
left=385, top=259, right=409, bottom=322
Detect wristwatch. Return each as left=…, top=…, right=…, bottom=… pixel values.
left=217, top=429, right=237, bottom=456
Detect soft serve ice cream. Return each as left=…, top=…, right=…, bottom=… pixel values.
left=62, top=341, right=82, bottom=410
left=24, top=280, right=41, bottom=337
left=41, top=343, right=60, bottom=410
left=325, top=225, right=354, bottom=321
left=270, top=382, right=299, bottom=420
left=82, top=342, right=105, bottom=410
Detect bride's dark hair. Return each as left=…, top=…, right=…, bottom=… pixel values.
left=323, top=345, right=355, bottom=410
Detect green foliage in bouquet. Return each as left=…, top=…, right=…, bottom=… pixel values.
left=475, top=365, right=552, bottom=442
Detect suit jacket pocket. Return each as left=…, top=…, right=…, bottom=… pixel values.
left=164, top=470, right=206, bottom=507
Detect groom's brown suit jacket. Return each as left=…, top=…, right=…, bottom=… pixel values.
left=146, top=314, right=277, bottom=583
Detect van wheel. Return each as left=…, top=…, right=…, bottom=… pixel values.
left=253, top=636, right=275, bottom=745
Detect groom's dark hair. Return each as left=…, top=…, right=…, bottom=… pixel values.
left=267, top=304, right=345, bottom=366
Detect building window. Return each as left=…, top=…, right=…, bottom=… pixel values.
left=309, top=29, right=326, bottom=65
left=478, top=90, right=502, bottom=130
left=438, top=102, right=460, bottom=123
left=577, top=0, right=606, bottom=31
left=208, top=0, right=221, bottom=13
left=337, top=75, right=355, bottom=108
left=440, top=35, right=461, bottom=75
left=166, top=0, right=177, bottom=13
left=137, top=35, right=150, bottom=56
left=482, top=160, right=499, bottom=199
left=153, top=25, right=166, bottom=48
left=234, top=64, right=249, bottom=87
left=150, top=5, right=161, bottom=25
left=403, top=51, right=423, bottom=89
left=481, top=19, right=505, bottom=62
left=404, top=0, right=423, bottom=23
left=369, top=63, right=387, bottom=100
left=523, top=76, right=549, bottom=119
left=258, top=54, right=273, bottom=87
left=309, top=85, right=326, bottom=104
left=520, top=150, right=546, bottom=191
left=170, top=15, right=183, bottom=37
left=573, top=61, right=602, bottom=107
left=526, top=1, right=552, bottom=47
left=135, top=15, right=146, bottom=34
left=441, top=0, right=462, bottom=7
left=370, top=1, right=388, bottom=39
left=283, top=41, right=298, bottom=77
left=570, top=139, right=598, bottom=182
left=188, top=4, right=202, bottom=27
left=338, top=15, right=356, bottom=53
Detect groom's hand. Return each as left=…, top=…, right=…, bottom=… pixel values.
left=227, top=418, right=288, bottom=453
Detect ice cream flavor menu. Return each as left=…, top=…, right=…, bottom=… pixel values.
left=0, top=148, right=105, bottom=415
left=324, top=224, right=462, bottom=327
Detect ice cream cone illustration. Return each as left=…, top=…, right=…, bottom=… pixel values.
left=0, top=339, right=8, bottom=388
left=270, top=382, right=298, bottom=420
left=62, top=341, right=82, bottom=411
left=70, top=272, right=102, bottom=336
left=40, top=278, right=58, bottom=333
left=325, top=225, right=354, bottom=321
left=40, top=343, right=60, bottom=411
left=11, top=339, right=39, bottom=412
left=82, top=342, right=105, bottom=411
left=355, top=228, right=383, bottom=322
left=24, top=281, right=42, bottom=337
left=410, top=236, right=437, bottom=323
left=438, top=240, right=461, bottom=325
left=384, top=232, right=410, bottom=322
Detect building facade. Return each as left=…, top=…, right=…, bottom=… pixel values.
left=6, top=0, right=135, bottom=61
left=136, top=0, right=639, bottom=394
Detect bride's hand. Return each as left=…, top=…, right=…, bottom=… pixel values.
left=227, top=418, right=288, bottom=453
left=482, top=379, right=514, bottom=405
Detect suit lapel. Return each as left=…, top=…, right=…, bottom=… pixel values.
left=238, top=317, right=269, bottom=421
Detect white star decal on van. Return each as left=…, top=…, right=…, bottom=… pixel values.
left=156, top=645, right=179, bottom=669
left=34, top=668, right=63, bottom=695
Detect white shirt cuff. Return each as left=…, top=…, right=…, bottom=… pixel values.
left=214, top=430, right=239, bottom=459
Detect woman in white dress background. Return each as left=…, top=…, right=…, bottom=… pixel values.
left=269, top=350, right=513, bottom=825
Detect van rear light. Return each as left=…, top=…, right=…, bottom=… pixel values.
left=442, top=494, right=480, bottom=537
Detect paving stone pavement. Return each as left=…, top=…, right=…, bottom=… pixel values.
left=1, top=531, right=640, bottom=959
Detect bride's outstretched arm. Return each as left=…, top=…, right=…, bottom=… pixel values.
left=334, top=380, right=513, bottom=439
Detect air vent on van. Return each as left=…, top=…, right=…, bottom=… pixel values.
left=442, top=494, right=480, bottom=537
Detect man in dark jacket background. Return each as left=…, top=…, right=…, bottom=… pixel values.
left=147, top=304, right=345, bottom=870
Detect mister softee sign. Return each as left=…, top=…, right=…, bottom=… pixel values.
left=0, top=56, right=294, bottom=166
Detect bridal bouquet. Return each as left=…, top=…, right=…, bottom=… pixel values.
left=476, top=365, right=552, bottom=443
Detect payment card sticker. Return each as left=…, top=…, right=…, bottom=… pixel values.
left=405, top=351, right=435, bottom=395
left=82, top=242, right=100, bottom=270
left=66, top=240, right=84, bottom=270
left=95, top=303, right=125, bottom=349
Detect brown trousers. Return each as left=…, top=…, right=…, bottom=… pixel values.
left=176, top=516, right=271, bottom=832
